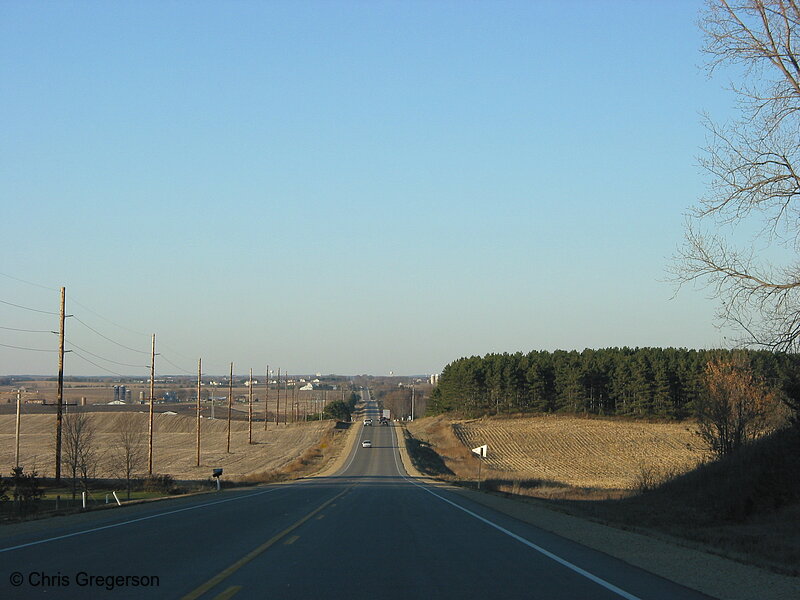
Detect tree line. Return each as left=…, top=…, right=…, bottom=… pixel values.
left=427, top=347, right=799, bottom=420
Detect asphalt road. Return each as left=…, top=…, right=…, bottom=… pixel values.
left=0, top=392, right=714, bottom=599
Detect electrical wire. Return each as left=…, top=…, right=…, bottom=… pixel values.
left=0, top=298, right=59, bottom=315
left=65, top=339, right=149, bottom=369
left=68, top=296, right=150, bottom=338
left=69, top=350, right=126, bottom=377
left=71, top=315, right=149, bottom=354
left=0, top=271, right=58, bottom=292
left=0, top=342, right=57, bottom=352
left=0, top=325, right=52, bottom=333
left=157, top=340, right=198, bottom=364
left=158, top=354, right=193, bottom=375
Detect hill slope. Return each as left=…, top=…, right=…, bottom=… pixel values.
left=408, top=414, right=708, bottom=489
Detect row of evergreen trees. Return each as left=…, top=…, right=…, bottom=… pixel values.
left=427, top=348, right=798, bottom=419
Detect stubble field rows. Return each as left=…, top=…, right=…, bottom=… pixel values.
left=418, top=414, right=709, bottom=489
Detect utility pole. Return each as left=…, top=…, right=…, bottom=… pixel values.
left=284, top=373, right=289, bottom=424
left=15, top=391, right=21, bottom=469
left=196, top=358, right=201, bottom=467
left=275, top=367, right=281, bottom=426
left=264, top=365, right=269, bottom=431
left=148, top=333, right=156, bottom=475
left=411, top=384, right=415, bottom=421
left=292, top=382, right=297, bottom=423
left=227, top=362, right=233, bottom=453
left=248, top=368, right=253, bottom=444
left=54, top=286, right=66, bottom=482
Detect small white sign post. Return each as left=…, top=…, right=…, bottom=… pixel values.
left=471, top=445, right=488, bottom=490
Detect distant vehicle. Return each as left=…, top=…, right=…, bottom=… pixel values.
left=362, top=440, right=372, bottom=448
left=379, top=416, right=389, bottom=426
left=364, top=418, right=372, bottom=426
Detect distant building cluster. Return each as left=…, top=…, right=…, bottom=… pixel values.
left=112, top=385, right=131, bottom=403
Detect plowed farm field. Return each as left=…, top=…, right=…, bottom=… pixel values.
left=410, top=415, right=709, bottom=489
left=0, top=410, right=335, bottom=481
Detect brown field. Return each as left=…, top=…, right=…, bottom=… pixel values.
left=407, top=414, right=709, bottom=490
left=0, top=409, right=340, bottom=481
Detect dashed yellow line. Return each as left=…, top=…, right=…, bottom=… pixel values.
left=212, top=585, right=242, bottom=600
left=181, top=487, right=350, bottom=600
left=284, top=535, right=300, bottom=545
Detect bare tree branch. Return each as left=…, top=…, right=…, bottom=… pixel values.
left=676, top=1, right=800, bottom=355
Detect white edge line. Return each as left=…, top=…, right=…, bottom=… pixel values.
left=0, top=487, right=279, bottom=554
left=391, top=425, right=641, bottom=600
left=335, top=421, right=365, bottom=476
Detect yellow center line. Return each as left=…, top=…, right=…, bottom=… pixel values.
left=316, top=514, right=325, bottom=520
left=284, top=535, right=300, bottom=545
left=212, top=585, right=242, bottom=600
left=181, top=486, right=350, bottom=600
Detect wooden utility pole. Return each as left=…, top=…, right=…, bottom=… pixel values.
left=15, top=391, right=21, bottom=469
left=196, top=358, right=202, bottom=467
left=264, top=365, right=269, bottom=431
left=291, top=382, right=296, bottom=423
left=226, top=362, right=233, bottom=453
left=54, top=286, right=66, bottom=482
left=148, top=333, right=156, bottom=475
left=248, top=368, right=253, bottom=444
left=275, top=368, right=281, bottom=425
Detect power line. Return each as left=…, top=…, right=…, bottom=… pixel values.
left=159, top=353, right=193, bottom=375
left=0, top=298, right=59, bottom=315
left=0, top=325, right=52, bottom=333
left=0, top=272, right=148, bottom=338
left=0, top=341, right=57, bottom=352
left=71, top=315, right=149, bottom=354
left=158, top=340, right=198, bottom=364
left=65, top=339, right=149, bottom=369
left=69, top=349, right=126, bottom=377
left=69, top=297, right=150, bottom=338
left=0, top=271, right=58, bottom=292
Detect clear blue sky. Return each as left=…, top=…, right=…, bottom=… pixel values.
left=1, top=0, right=734, bottom=377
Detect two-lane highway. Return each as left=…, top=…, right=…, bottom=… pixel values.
left=1, top=392, right=713, bottom=599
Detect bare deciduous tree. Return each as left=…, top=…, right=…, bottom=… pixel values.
left=675, top=1, right=800, bottom=353
left=109, top=414, right=145, bottom=500
left=697, top=353, right=779, bottom=456
left=62, top=411, right=97, bottom=500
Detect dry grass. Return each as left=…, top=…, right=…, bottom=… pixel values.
left=239, top=426, right=348, bottom=483
left=408, top=414, right=708, bottom=490
left=0, top=409, right=337, bottom=482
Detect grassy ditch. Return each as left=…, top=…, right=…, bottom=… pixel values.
left=239, top=422, right=351, bottom=484
left=0, top=476, right=208, bottom=524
